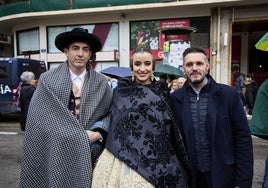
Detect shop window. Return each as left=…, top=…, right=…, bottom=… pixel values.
left=130, top=16, right=210, bottom=66
left=17, top=28, right=40, bottom=56
left=47, top=23, right=119, bottom=53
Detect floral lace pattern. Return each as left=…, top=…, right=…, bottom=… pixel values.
left=104, top=78, right=188, bottom=187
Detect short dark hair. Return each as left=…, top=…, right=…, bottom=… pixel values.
left=183, top=47, right=208, bottom=61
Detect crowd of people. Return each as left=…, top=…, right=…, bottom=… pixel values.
left=18, top=27, right=266, bottom=188
left=169, top=76, right=186, bottom=93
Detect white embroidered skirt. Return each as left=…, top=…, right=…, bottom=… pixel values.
left=92, top=149, right=155, bottom=188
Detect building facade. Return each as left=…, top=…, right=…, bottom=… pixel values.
left=0, top=0, right=268, bottom=85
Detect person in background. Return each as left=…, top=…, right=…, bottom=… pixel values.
left=235, top=72, right=245, bottom=97
left=33, top=78, right=39, bottom=87
left=177, top=76, right=186, bottom=89
left=20, top=28, right=113, bottom=187
left=170, top=78, right=179, bottom=93
left=92, top=46, right=190, bottom=187
left=250, top=78, right=268, bottom=188
left=243, top=74, right=258, bottom=115
left=159, top=74, right=172, bottom=87
left=170, top=47, right=253, bottom=188
left=19, top=71, right=36, bottom=132
left=159, top=74, right=168, bottom=83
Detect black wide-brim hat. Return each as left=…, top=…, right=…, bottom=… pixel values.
left=55, top=28, right=102, bottom=53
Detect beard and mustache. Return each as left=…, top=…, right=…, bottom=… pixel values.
left=186, top=70, right=208, bottom=87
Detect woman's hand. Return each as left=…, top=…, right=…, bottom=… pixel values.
left=86, top=130, right=102, bottom=142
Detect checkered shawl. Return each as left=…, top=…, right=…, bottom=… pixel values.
left=20, top=63, right=112, bottom=188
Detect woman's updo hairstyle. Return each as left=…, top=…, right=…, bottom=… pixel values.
left=130, top=46, right=155, bottom=71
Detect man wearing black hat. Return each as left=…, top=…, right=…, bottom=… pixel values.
left=20, top=28, right=113, bottom=187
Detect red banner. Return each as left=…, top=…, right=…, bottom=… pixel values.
left=159, top=19, right=190, bottom=50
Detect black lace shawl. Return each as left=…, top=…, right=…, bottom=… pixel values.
left=106, top=77, right=190, bottom=187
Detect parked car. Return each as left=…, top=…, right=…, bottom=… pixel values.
left=0, top=58, right=46, bottom=118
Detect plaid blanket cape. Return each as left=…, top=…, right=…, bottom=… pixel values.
left=19, top=63, right=112, bottom=188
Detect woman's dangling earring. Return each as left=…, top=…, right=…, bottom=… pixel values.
left=151, top=73, right=155, bottom=81
left=132, top=73, right=135, bottom=82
